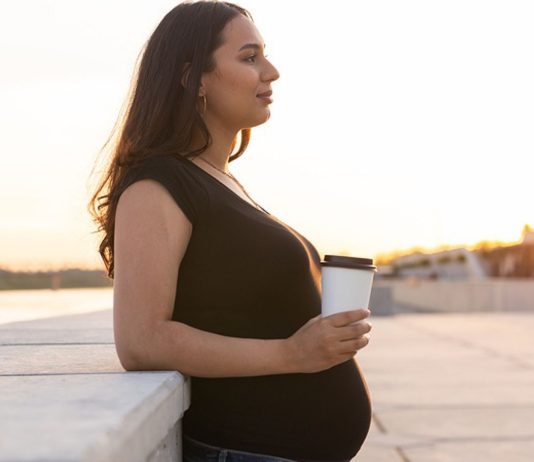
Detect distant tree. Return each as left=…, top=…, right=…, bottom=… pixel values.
left=0, top=268, right=112, bottom=291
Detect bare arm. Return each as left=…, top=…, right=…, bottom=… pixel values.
left=113, top=179, right=372, bottom=378
left=132, top=320, right=292, bottom=377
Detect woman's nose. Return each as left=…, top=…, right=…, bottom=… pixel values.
left=264, top=60, right=280, bottom=82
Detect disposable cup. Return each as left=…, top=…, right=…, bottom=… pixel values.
left=320, top=255, right=377, bottom=317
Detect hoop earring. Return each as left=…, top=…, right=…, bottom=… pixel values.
left=200, top=95, right=207, bottom=114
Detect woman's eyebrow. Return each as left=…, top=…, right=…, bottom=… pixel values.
left=238, top=43, right=266, bottom=52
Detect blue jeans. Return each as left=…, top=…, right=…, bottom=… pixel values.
left=182, top=434, right=352, bottom=462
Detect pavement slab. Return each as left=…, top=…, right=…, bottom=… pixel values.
left=355, top=311, right=534, bottom=461
left=0, top=310, right=119, bottom=374
left=0, top=343, right=122, bottom=375
left=0, top=310, right=114, bottom=346
left=403, top=440, right=534, bottom=462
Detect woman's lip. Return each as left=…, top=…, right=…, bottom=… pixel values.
left=257, top=95, right=273, bottom=104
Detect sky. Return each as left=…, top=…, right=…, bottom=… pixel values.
left=1, top=0, right=533, bottom=271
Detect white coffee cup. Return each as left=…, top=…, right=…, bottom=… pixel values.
left=321, top=255, right=377, bottom=317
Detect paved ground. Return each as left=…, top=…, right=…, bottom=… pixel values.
left=2, top=293, right=533, bottom=461
left=353, top=311, right=534, bottom=462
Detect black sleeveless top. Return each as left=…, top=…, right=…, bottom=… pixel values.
left=120, top=154, right=372, bottom=461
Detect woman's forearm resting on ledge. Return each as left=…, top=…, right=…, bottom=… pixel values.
left=121, top=319, right=294, bottom=378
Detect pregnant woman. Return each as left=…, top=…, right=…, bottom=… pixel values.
left=88, top=2, right=373, bottom=461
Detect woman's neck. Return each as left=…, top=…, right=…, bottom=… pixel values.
left=190, top=121, right=238, bottom=172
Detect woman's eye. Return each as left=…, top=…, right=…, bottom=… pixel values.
left=245, top=54, right=269, bottom=63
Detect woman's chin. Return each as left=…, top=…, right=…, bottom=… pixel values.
left=249, top=109, right=271, bottom=127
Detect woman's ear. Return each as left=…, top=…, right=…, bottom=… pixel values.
left=198, top=72, right=208, bottom=98
left=182, top=62, right=207, bottom=97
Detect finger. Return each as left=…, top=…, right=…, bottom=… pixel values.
left=325, top=308, right=370, bottom=327
left=336, top=321, right=372, bottom=341
left=338, top=335, right=370, bottom=354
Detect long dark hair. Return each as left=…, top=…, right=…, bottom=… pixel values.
left=87, top=0, right=253, bottom=279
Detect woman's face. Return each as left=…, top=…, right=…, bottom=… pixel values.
left=200, top=14, right=280, bottom=131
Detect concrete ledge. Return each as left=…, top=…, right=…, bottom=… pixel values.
left=0, top=309, right=191, bottom=462
left=374, top=278, right=534, bottom=312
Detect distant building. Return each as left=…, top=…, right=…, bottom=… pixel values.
left=391, top=248, right=486, bottom=281
left=522, top=230, right=534, bottom=244
left=389, top=227, right=534, bottom=280
left=476, top=229, right=534, bottom=278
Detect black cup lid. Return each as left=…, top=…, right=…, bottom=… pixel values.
left=321, top=255, right=377, bottom=271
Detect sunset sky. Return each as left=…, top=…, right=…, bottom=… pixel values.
left=1, top=0, right=533, bottom=271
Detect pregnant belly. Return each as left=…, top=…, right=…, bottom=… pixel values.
left=185, top=359, right=372, bottom=460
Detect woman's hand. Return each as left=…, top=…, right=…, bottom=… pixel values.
left=284, top=308, right=372, bottom=374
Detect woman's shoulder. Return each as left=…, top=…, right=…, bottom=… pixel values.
left=121, top=153, right=210, bottom=223
left=130, top=153, right=208, bottom=183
